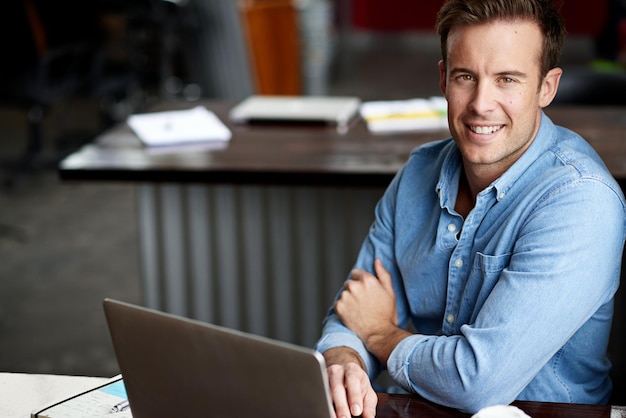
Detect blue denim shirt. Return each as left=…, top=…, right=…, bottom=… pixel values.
left=316, top=112, right=626, bottom=413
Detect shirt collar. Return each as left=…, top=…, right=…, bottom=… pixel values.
left=491, top=111, right=557, bottom=201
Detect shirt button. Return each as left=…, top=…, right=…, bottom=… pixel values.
left=446, top=314, right=454, bottom=324
left=447, top=224, right=457, bottom=233
left=454, top=259, right=463, bottom=268
left=499, top=192, right=506, bottom=200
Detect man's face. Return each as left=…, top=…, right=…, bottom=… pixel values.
left=439, top=20, right=561, bottom=179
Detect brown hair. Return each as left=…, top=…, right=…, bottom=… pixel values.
left=436, top=0, right=567, bottom=77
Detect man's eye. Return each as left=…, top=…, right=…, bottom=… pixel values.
left=501, top=77, right=515, bottom=83
left=459, top=75, right=473, bottom=81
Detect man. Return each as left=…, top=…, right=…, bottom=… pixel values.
left=315, top=0, right=626, bottom=416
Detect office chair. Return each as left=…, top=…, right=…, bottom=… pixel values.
left=0, top=0, right=102, bottom=188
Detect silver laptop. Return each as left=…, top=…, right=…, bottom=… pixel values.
left=229, top=95, right=361, bottom=127
left=103, top=298, right=334, bottom=418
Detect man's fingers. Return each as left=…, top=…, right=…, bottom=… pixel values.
left=344, top=363, right=365, bottom=416
left=344, top=362, right=377, bottom=417
left=327, top=363, right=377, bottom=418
left=327, top=364, right=352, bottom=418
left=374, top=259, right=394, bottom=293
left=363, top=388, right=378, bottom=418
left=350, top=268, right=376, bottom=282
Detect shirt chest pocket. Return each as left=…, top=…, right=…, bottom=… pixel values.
left=458, top=252, right=512, bottom=325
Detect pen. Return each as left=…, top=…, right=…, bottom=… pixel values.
left=111, top=399, right=130, bottom=413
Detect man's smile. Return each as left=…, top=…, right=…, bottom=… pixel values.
left=467, top=124, right=504, bottom=135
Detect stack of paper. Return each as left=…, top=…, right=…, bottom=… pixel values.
left=360, top=97, right=448, bottom=133
left=127, top=106, right=232, bottom=147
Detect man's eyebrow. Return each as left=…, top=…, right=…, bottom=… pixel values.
left=448, top=67, right=473, bottom=75
left=448, top=67, right=529, bottom=78
left=495, top=70, right=528, bottom=78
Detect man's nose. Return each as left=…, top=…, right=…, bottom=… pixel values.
left=468, top=82, right=496, bottom=114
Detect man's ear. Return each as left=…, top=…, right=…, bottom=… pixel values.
left=438, top=60, right=447, bottom=96
left=539, top=67, right=563, bottom=108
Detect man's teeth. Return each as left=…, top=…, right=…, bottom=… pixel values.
left=470, top=125, right=502, bottom=134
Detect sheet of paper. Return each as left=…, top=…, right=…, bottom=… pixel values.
left=32, top=377, right=132, bottom=418
left=127, top=106, right=232, bottom=147
left=360, top=97, right=448, bottom=133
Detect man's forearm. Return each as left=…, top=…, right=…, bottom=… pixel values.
left=363, top=327, right=412, bottom=365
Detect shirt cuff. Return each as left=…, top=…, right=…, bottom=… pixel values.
left=387, top=334, right=429, bottom=391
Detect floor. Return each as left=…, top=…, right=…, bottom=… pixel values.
left=0, top=102, right=142, bottom=377
left=0, top=31, right=602, bottom=381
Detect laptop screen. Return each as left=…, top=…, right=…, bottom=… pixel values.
left=103, top=299, right=334, bottom=418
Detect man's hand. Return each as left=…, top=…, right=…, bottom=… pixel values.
left=335, top=259, right=410, bottom=363
left=323, top=347, right=377, bottom=418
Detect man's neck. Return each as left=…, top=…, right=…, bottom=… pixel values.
left=455, top=169, right=475, bottom=218
left=455, top=164, right=501, bottom=218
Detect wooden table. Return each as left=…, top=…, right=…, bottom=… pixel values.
left=59, top=102, right=626, bottom=184
left=57, top=101, right=626, bottom=349
left=58, top=101, right=443, bottom=187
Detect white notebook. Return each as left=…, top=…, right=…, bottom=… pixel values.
left=229, top=95, right=361, bottom=128
left=127, top=106, right=232, bottom=147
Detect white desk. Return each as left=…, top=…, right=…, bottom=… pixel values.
left=3, top=372, right=626, bottom=417
left=0, top=373, right=108, bottom=418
